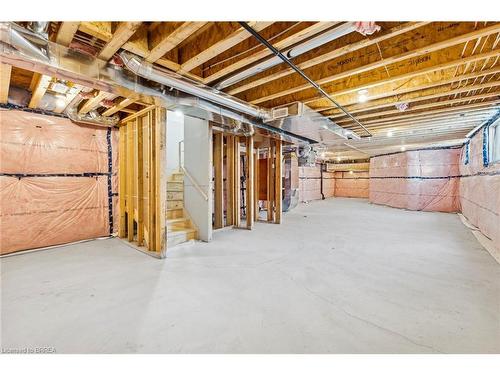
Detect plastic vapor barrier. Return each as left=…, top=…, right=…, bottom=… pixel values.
left=0, top=109, right=119, bottom=255
left=459, top=129, right=499, bottom=253
left=334, top=171, right=369, bottom=198
left=369, top=148, right=461, bottom=212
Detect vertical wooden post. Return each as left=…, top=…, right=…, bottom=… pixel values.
left=155, top=107, right=167, bottom=255
left=118, top=125, right=127, bottom=238
left=234, top=137, right=241, bottom=227
left=275, top=139, right=282, bottom=224
left=246, top=136, right=254, bottom=229
left=126, top=121, right=135, bottom=242
left=254, top=148, right=259, bottom=221
left=136, top=114, right=145, bottom=245
left=226, top=135, right=234, bottom=226
left=147, top=111, right=155, bottom=250
left=267, top=143, right=275, bottom=222
left=213, top=132, right=224, bottom=229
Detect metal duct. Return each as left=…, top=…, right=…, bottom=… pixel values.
left=214, top=22, right=356, bottom=90
left=27, top=22, right=49, bottom=38
left=120, top=52, right=272, bottom=121
left=0, top=22, right=313, bottom=143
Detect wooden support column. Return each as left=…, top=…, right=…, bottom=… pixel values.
left=234, top=137, right=241, bottom=227
left=274, top=140, right=283, bottom=224
left=118, top=125, right=127, bottom=238
left=246, top=136, right=254, bottom=229
left=225, top=135, right=235, bottom=226
left=254, top=148, right=259, bottom=220
left=213, top=132, right=224, bottom=229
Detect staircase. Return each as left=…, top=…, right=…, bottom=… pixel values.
left=167, top=171, right=197, bottom=247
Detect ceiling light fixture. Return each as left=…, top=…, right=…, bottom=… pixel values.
left=387, top=130, right=393, bottom=137
left=400, top=146, right=406, bottom=151
left=358, top=89, right=368, bottom=103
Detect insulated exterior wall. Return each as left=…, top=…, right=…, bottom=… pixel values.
left=298, top=165, right=335, bottom=202
left=369, top=148, right=461, bottom=212
left=0, top=109, right=118, bottom=255
left=459, top=130, right=500, bottom=254
left=334, top=171, right=369, bottom=198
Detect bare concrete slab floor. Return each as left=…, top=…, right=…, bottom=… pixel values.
left=1, top=198, right=499, bottom=353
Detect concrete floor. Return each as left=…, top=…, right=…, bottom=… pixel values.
left=1, top=198, right=499, bottom=353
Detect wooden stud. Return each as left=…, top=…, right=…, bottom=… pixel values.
left=274, top=140, right=282, bottom=224
left=155, top=107, right=167, bottom=255
left=0, top=64, right=12, bottom=103
left=148, top=109, right=156, bottom=251
left=254, top=148, right=259, bottom=220
left=246, top=136, right=254, bottom=229
left=120, top=104, right=157, bottom=124
left=267, top=144, right=275, bottom=223
left=213, top=132, right=224, bottom=229
left=136, top=114, right=145, bottom=246
left=126, top=121, right=135, bottom=242
left=118, top=125, right=127, bottom=238
left=234, top=137, right=241, bottom=228
left=225, top=135, right=235, bottom=226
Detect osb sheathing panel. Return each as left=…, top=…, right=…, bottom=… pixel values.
left=0, top=110, right=119, bottom=255
left=369, top=149, right=461, bottom=212
left=459, top=130, right=499, bottom=253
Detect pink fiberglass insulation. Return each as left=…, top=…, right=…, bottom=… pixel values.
left=459, top=129, right=500, bottom=253
left=369, top=148, right=461, bottom=212
left=298, top=165, right=321, bottom=202
left=334, top=171, right=370, bottom=198
left=0, top=109, right=119, bottom=255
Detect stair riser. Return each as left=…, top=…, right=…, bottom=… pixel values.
left=167, top=191, right=183, bottom=201
left=166, top=209, right=184, bottom=219
left=167, top=231, right=196, bottom=247
left=167, top=183, right=183, bottom=192
left=167, top=200, right=183, bottom=209
left=170, top=173, right=184, bottom=182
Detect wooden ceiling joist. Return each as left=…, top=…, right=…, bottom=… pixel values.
left=98, top=22, right=142, bottom=61
left=145, top=22, right=207, bottom=63
left=334, top=92, right=500, bottom=129
left=55, top=22, right=80, bottom=46
left=328, top=81, right=500, bottom=120
left=0, top=63, right=12, bottom=103
left=102, top=97, right=137, bottom=116
left=227, top=21, right=430, bottom=95
left=28, top=74, right=52, bottom=108
left=250, top=23, right=500, bottom=105
left=203, top=22, right=338, bottom=84
left=54, top=84, right=83, bottom=114
left=308, top=48, right=500, bottom=111
left=346, top=101, right=500, bottom=126
left=78, top=91, right=113, bottom=114
left=177, top=22, right=273, bottom=74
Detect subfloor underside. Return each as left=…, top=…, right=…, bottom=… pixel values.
left=1, top=198, right=499, bottom=353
